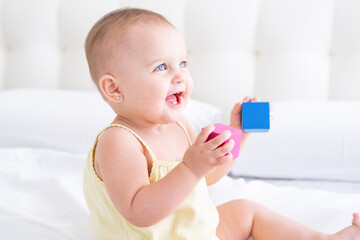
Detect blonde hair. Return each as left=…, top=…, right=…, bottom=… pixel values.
left=85, top=8, right=173, bottom=87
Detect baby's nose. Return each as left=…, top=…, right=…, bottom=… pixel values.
left=171, top=72, right=185, bottom=84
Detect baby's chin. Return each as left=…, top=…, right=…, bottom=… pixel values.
left=160, top=110, right=185, bottom=125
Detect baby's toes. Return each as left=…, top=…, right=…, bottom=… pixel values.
left=352, top=213, right=360, bottom=227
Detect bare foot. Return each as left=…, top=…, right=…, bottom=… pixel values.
left=328, top=213, right=360, bottom=240
left=352, top=213, right=360, bottom=227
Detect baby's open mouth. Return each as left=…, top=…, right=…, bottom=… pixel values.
left=165, top=92, right=183, bottom=105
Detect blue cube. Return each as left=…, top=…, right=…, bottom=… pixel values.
left=241, top=102, right=270, bottom=133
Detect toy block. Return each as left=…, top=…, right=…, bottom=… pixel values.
left=241, top=102, right=270, bottom=133
left=206, top=123, right=242, bottom=159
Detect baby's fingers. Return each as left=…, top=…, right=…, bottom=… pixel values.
left=250, top=96, right=261, bottom=102
left=195, top=125, right=215, bottom=144
left=213, top=139, right=235, bottom=158
left=270, top=104, right=275, bottom=121
left=242, top=96, right=252, bottom=103
left=217, top=152, right=234, bottom=165
left=207, top=130, right=231, bottom=150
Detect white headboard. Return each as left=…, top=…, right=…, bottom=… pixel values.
left=1, top=0, right=360, bottom=117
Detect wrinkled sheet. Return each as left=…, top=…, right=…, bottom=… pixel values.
left=1, top=148, right=359, bottom=239
left=209, top=177, right=360, bottom=234
left=0, top=148, right=96, bottom=239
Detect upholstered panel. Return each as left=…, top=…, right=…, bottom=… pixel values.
left=185, top=0, right=258, bottom=114
left=0, top=0, right=359, bottom=116
left=330, top=0, right=360, bottom=100
left=254, top=0, right=334, bottom=101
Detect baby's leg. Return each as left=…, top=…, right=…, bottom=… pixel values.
left=216, top=199, right=360, bottom=240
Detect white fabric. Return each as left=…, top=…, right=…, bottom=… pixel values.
left=1, top=0, right=360, bottom=122
left=1, top=147, right=359, bottom=239
left=231, top=101, right=360, bottom=182
left=0, top=148, right=96, bottom=239
left=208, top=176, right=360, bottom=234
left=256, top=179, right=360, bottom=194
left=0, top=89, right=221, bottom=153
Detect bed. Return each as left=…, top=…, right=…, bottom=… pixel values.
left=1, top=0, right=360, bottom=239
left=1, top=89, right=360, bottom=239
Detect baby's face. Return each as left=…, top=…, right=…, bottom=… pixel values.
left=111, top=23, right=193, bottom=125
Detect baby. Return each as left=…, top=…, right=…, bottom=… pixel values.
left=83, top=7, right=360, bottom=240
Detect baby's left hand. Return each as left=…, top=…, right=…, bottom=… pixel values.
left=230, top=96, right=273, bottom=137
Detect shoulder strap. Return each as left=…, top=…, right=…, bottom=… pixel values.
left=93, top=124, right=157, bottom=161
left=176, top=121, right=192, bottom=146
left=92, top=122, right=191, bottom=162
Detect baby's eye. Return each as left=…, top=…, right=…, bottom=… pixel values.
left=179, top=61, right=187, bottom=68
left=154, top=63, right=167, bottom=71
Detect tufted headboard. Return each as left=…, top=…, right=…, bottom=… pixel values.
left=1, top=0, right=360, bottom=117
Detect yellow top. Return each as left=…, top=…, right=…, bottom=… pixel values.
left=83, top=122, right=219, bottom=240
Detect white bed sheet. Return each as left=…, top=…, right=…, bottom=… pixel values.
left=246, top=178, right=360, bottom=194
left=209, top=177, right=360, bottom=234
left=1, top=147, right=359, bottom=238
left=0, top=148, right=96, bottom=240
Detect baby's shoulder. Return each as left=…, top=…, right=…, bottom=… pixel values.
left=93, top=126, right=150, bottom=191
left=96, top=126, right=143, bottom=154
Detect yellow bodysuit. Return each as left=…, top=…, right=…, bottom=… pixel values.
left=83, top=122, right=219, bottom=240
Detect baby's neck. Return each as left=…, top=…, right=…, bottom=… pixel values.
left=112, top=115, right=175, bottom=135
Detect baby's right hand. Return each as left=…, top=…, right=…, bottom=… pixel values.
left=182, top=125, right=235, bottom=179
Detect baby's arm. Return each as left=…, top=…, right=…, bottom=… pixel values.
left=95, top=125, right=232, bottom=227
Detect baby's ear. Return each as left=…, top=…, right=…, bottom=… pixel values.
left=99, top=74, right=123, bottom=102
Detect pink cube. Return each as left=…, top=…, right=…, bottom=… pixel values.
left=206, top=123, right=242, bottom=159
